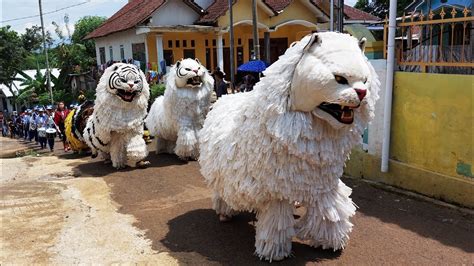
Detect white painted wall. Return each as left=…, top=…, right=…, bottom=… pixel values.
left=367, top=59, right=387, bottom=156
left=194, top=0, right=213, bottom=10
left=151, top=0, right=200, bottom=26
left=94, top=29, right=147, bottom=64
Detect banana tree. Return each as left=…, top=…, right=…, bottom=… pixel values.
left=16, top=65, right=58, bottom=104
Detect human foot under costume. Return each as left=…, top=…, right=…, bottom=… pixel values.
left=199, top=32, right=380, bottom=261
left=83, top=63, right=150, bottom=169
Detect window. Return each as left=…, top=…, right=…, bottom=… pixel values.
left=223, top=39, right=225, bottom=46
left=175, top=40, right=180, bottom=48
left=205, top=48, right=211, bottom=70
left=99, top=47, right=106, bottom=64
left=120, top=45, right=125, bottom=60
left=191, top=40, right=195, bottom=47
left=163, top=50, right=174, bottom=66
left=212, top=39, right=216, bottom=47
left=168, top=40, right=173, bottom=48
left=205, top=39, right=209, bottom=47
left=109, top=46, right=113, bottom=61
left=183, top=40, right=187, bottom=47
left=183, top=49, right=195, bottom=59
left=238, top=38, right=242, bottom=46
left=132, top=43, right=146, bottom=69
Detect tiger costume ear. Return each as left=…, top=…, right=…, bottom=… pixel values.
left=303, top=33, right=319, bottom=52
left=176, top=59, right=182, bottom=68
left=359, top=37, right=367, bottom=53
left=113, top=65, right=119, bottom=71
left=195, top=58, right=201, bottom=65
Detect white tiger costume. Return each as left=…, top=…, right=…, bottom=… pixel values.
left=83, top=63, right=150, bottom=169
left=145, top=58, right=213, bottom=160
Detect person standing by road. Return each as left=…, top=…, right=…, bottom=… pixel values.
left=54, top=102, right=70, bottom=152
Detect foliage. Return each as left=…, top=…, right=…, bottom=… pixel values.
left=15, top=67, right=58, bottom=104
left=21, top=25, right=53, bottom=52
left=150, top=84, right=166, bottom=102
left=0, top=26, right=26, bottom=90
left=71, top=16, right=107, bottom=57
left=354, top=0, right=413, bottom=18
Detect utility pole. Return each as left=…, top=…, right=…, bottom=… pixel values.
left=330, top=0, right=334, bottom=31
left=228, top=0, right=235, bottom=92
left=38, top=0, right=53, bottom=104
left=251, top=0, right=260, bottom=60
left=336, top=0, right=345, bottom=32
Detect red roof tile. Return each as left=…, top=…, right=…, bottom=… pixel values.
left=87, top=0, right=380, bottom=38
left=86, top=0, right=165, bottom=39
left=311, top=0, right=380, bottom=21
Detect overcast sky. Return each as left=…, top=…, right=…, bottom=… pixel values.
left=1, top=0, right=358, bottom=37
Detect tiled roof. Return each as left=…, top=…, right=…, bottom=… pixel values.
left=87, top=0, right=380, bottom=38
left=311, top=0, right=380, bottom=21
left=342, top=5, right=380, bottom=21
left=86, top=0, right=165, bottom=39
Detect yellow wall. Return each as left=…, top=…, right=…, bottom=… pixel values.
left=391, top=72, right=473, bottom=179
left=345, top=72, right=474, bottom=207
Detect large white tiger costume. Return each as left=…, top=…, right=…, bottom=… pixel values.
left=199, top=32, right=380, bottom=261
left=145, top=58, right=213, bottom=160
left=83, top=63, right=150, bottom=169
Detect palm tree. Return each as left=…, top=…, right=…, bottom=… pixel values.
left=16, top=65, right=57, bottom=104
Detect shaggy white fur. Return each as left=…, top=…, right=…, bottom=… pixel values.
left=145, top=58, right=213, bottom=160
left=83, top=63, right=150, bottom=169
left=199, top=32, right=380, bottom=261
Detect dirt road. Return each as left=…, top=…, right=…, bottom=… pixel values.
left=1, top=137, right=473, bottom=265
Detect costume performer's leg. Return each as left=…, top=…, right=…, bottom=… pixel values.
left=109, top=134, right=127, bottom=169
left=175, top=123, right=199, bottom=160
left=212, top=192, right=235, bottom=221
left=296, top=180, right=356, bottom=250
left=126, top=133, right=149, bottom=167
left=254, top=200, right=295, bottom=262
left=155, top=137, right=175, bottom=155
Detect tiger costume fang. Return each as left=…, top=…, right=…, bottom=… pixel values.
left=83, top=63, right=150, bottom=169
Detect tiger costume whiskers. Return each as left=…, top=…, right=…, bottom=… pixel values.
left=83, top=63, right=150, bottom=169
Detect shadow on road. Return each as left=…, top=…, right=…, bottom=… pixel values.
left=162, top=209, right=341, bottom=265
left=345, top=178, right=474, bottom=253
left=74, top=153, right=188, bottom=177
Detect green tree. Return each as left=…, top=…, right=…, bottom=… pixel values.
left=21, top=25, right=53, bottom=52
left=16, top=67, right=58, bottom=104
left=0, top=26, right=27, bottom=104
left=354, top=0, right=413, bottom=18
left=71, top=16, right=106, bottom=57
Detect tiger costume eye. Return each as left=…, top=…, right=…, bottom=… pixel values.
left=185, top=68, right=191, bottom=71
left=134, top=80, right=140, bottom=84
left=120, top=78, right=127, bottom=82
left=334, top=75, right=348, bottom=85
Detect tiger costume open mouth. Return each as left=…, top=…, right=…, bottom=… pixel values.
left=318, top=102, right=358, bottom=124
left=186, top=76, right=202, bottom=87
left=116, top=89, right=139, bottom=102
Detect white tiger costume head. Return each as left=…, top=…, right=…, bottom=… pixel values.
left=174, top=58, right=207, bottom=88
left=103, top=63, right=148, bottom=103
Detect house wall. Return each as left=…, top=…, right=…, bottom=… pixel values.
left=94, top=29, right=147, bottom=64
left=145, top=24, right=315, bottom=72
left=345, top=72, right=474, bottom=207
left=151, top=0, right=200, bottom=26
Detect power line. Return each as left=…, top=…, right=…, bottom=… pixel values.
left=1, top=1, right=90, bottom=23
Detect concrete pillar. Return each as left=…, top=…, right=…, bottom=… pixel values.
left=217, top=33, right=224, bottom=71
left=144, top=35, right=149, bottom=67
left=156, top=34, right=165, bottom=73
left=264, top=31, right=270, bottom=64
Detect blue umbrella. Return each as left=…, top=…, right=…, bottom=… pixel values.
left=237, top=60, right=268, bottom=73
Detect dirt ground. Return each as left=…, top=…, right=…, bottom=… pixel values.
left=1, top=136, right=473, bottom=265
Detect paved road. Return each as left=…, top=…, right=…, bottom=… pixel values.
left=72, top=153, right=474, bottom=265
